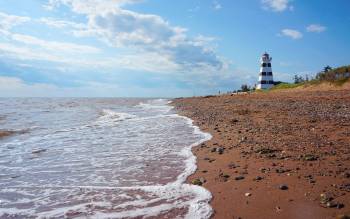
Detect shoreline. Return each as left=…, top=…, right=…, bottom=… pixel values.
left=173, top=89, right=350, bottom=219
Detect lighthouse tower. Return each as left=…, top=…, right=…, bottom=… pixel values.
left=257, top=52, right=274, bottom=89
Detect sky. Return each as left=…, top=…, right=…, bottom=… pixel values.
left=0, top=0, right=349, bottom=97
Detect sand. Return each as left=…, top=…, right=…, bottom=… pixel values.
left=173, top=88, right=350, bottom=219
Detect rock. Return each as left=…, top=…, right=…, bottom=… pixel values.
left=241, top=136, right=247, bottom=142
left=228, top=163, right=238, bottom=169
left=192, top=178, right=203, bottom=186
left=326, top=201, right=344, bottom=209
left=235, top=176, right=245, bottom=181
left=217, top=147, right=224, bottom=154
left=245, top=192, right=251, bottom=197
left=255, top=148, right=278, bottom=154
left=211, top=148, right=217, bottom=153
left=336, top=214, right=350, bottom=219
left=303, top=154, right=319, bottom=161
left=254, top=176, right=263, bottom=181
left=276, top=168, right=286, bottom=174
left=231, top=119, right=239, bottom=123
left=279, top=184, right=288, bottom=190
left=320, top=193, right=332, bottom=204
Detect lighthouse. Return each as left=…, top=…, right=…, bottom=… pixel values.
left=257, top=52, right=274, bottom=89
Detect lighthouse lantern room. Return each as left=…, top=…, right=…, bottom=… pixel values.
left=257, top=52, right=274, bottom=89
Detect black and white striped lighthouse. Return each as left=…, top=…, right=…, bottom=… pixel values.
left=257, top=52, right=274, bottom=89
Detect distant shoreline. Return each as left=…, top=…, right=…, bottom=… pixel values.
left=173, top=88, right=350, bottom=219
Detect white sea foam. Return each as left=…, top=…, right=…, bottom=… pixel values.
left=100, top=109, right=136, bottom=121
left=0, top=98, right=213, bottom=218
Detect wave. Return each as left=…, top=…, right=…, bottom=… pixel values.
left=93, top=110, right=137, bottom=126
left=0, top=99, right=213, bottom=219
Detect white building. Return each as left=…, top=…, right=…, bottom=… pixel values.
left=257, top=52, right=274, bottom=89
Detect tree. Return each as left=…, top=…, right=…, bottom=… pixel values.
left=305, top=74, right=309, bottom=82
left=294, top=74, right=304, bottom=84
left=323, top=65, right=332, bottom=73
left=241, top=84, right=250, bottom=92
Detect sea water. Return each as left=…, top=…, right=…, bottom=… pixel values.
left=0, top=98, right=212, bottom=218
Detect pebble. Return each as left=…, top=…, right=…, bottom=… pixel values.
left=217, top=147, right=224, bottom=154
left=235, top=176, right=245, bottom=180
left=279, top=184, right=288, bottom=190
left=254, top=176, right=263, bottom=181
left=245, top=192, right=251, bottom=197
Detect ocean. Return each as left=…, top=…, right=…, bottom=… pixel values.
left=0, top=98, right=212, bottom=218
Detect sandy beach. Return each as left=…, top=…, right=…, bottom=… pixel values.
left=173, top=87, right=350, bottom=219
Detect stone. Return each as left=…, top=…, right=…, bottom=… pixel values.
left=303, top=154, right=318, bottom=161
left=217, top=147, right=224, bottom=154
left=245, top=193, right=251, bottom=197
left=336, top=214, right=350, bottom=219
left=326, top=201, right=344, bottom=209
left=254, top=176, right=263, bottom=181
left=320, top=193, right=332, bottom=204
left=279, top=184, right=288, bottom=190
left=235, top=176, right=245, bottom=180
left=192, top=178, right=203, bottom=186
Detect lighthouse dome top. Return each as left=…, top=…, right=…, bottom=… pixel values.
left=261, top=52, right=272, bottom=62
left=262, top=52, right=270, bottom=58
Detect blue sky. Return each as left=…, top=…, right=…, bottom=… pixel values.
left=0, top=0, right=349, bottom=97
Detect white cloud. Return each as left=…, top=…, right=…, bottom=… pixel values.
left=11, top=33, right=101, bottom=54
left=38, top=17, right=85, bottom=29
left=261, top=0, right=292, bottom=12
left=306, top=24, right=326, bottom=33
left=213, top=1, right=222, bottom=10
left=0, top=12, right=31, bottom=31
left=280, top=29, right=303, bottom=39
left=0, top=1, right=231, bottom=92
left=55, top=1, right=227, bottom=75
left=44, top=0, right=140, bottom=14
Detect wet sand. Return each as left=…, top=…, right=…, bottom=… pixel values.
left=173, top=89, right=350, bottom=219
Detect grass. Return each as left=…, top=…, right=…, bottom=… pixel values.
left=270, top=83, right=304, bottom=90
left=334, top=77, right=350, bottom=86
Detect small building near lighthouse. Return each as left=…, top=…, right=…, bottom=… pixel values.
left=257, top=52, right=274, bottom=89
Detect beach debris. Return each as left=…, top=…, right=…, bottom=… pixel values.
left=245, top=192, right=251, bottom=197
left=278, top=184, right=288, bottom=190
left=235, top=176, right=245, bottom=181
